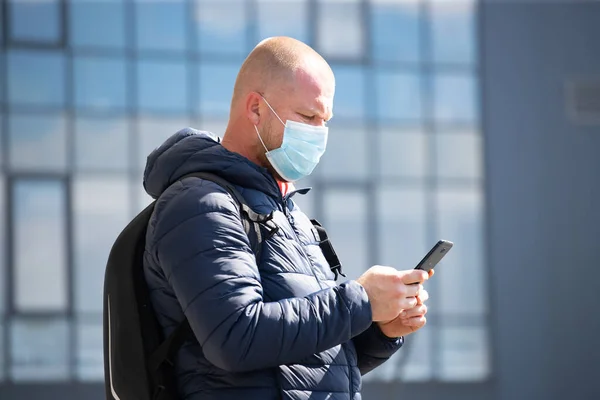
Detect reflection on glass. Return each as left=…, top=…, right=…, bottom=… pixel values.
left=74, top=57, right=127, bottom=111
left=9, top=0, right=61, bottom=43
left=198, top=63, right=239, bottom=117
left=371, top=0, right=421, bottom=64
left=375, top=71, right=422, bottom=121
left=317, top=0, right=363, bottom=59
left=70, top=0, right=125, bottom=49
left=435, top=131, right=482, bottom=179
left=257, top=0, right=309, bottom=44
left=74, top=177, right=130, bottom=313
left=13, top=180, right=67, bottom=312
left=436, top=187, right=486, bottom=315
left=137, top=60, right=188, bottom=114
left=323, top=190, right=367, bottom=280
left=318, top=123, right=367, bottom=180
left=330, top=66, right=366, bottom=120
left=379, top=129, right=427, bottom=178
left=10, top=318, right=69, bottom=381
left=434, top=73, right=477, bottom=123
left=9, top=113, right=67, bottom=171
left=138, top=117, right=192, bottom=171
left=194, top=0, right=247, bottom=56
left=431, top=1, right=476, bottom=65
left=135, top=0, right=187, bottom=52
left=8, top=51, right=65, bottom=107
left=75, top=117, right=129, bottom=171
left=77, top=322, right=104, bottom=381
left=440, top=325, right=490, bottom=381
left=377, top=186, right=428, bottom=272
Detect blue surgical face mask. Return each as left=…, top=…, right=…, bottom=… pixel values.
left=254, top=97, right=328, bottom=182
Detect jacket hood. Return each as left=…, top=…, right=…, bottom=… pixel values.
left=143, top=128, right=280, bottom=200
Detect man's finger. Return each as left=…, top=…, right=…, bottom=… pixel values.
left=401, top=305, right=427, bottom=318
left=416, top=289, right=429, bottom=304
left=401, top=269, right=428, bottom=285
left=404, top=315, right=427, bottom=327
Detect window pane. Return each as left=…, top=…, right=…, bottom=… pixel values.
left=8, top=51, right=65, bottom=107
left=317, top=0, right=363, bottom=59
left=77, top=321, right=104, bottom=381
left=0, top=178, right=5, bottom=314
left=9, top=0, right=61, bottom=43
left=256, top=0, right=309, bottom=44
left=13, top=181, right=67, bottom=312
left=440, top=325, right=490, bottom=381
left=74, top=57, right=128, bottom=112
left=201, top=118, right=227, bottom=138
left=377, top=187, right=428, bottom=271
left=375, top=70, right=422, bottom=121
left=137, top=117, right=192, bottom=170
left=135, top=0, right=187, bottom=52
left=431, top=1, right=476, bottom=65
left=379, top=129, right=427, bottom=178
left=75, top=117, right=129, bottom=171
left=198, top=63, right=238, bottom=117
left=433, top=73, right=478, bottom=123
left=330, top=66, right=366, bottom=120
left=0, top=112, right=4, bottom=166
left=435, top=131, right=482, bottom=179
left=0, top=322, right=3, bottom=382
left=74, top=177, right=130, bottom=313
left=371, top=0, right=421, bottom=64
left=0, top=52, right=4, bottom=105
left=70, top=0, right=126, bottom=49
left=9, top=113, right=67, bottom=171
left=319, top=123, right=367, bottom=180
left=137, top=171, right=155, bottom=212
left=323, top=190, right=367, bottom=280
left=194, top=0, right=247, bottom=56
left=137, top=60, right=188, bottom=114
left=10, top=318, right=69, bottom=381
left=364, top=321, right=433, bottom=383
left=436, top=187, right=486, bottom=314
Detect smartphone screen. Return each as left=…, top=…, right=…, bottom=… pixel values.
left=414, top=240, right=454, bottom=272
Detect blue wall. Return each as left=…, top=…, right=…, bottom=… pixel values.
left=483, top=3, right=600, bottom=399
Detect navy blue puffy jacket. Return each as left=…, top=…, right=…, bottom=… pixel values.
left=142, top=129, right=403, bottom=400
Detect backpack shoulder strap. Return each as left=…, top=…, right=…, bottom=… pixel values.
left=177, top=171, right=272, bottom=261
left=147, top=172, right=274, bottom=381
left=310, top=219, right=346, bottom=280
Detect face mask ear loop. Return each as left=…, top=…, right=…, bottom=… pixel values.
left=254, top=125, right=270, bottom=153
left=260, top=95, right=286, bottom=127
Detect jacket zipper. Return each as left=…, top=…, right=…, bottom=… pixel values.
left=281, top=195, right=324, bottom=290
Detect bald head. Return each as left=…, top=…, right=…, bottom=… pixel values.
left=232, top=37, right=333, bottom=103
left=223, top=37, right=335, bottom=178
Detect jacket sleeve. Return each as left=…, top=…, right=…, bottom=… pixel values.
left=152, top=181, right=373, bottom=373
left=352, top=323, right=404, bottom=375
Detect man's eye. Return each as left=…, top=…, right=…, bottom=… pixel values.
left=300, top=114, right=315, bottom=120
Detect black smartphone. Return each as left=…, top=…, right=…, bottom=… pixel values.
left=414, top=240, right=454, bottom=272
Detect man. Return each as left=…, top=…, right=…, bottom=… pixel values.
left=142, top=37, right=432, bottom=400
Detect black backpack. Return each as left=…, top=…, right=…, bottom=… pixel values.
left=103, top=172, right=344, bottom=400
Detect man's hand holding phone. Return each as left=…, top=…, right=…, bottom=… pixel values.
left=376, top=269, right=434, bottom=338
left=356, top=239, right=453, bottom=338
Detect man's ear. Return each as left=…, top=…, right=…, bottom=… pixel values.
left=246, top=92, right=262, bottom=126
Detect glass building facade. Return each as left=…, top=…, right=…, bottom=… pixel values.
left=0, top=0, right=488, bottom=390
